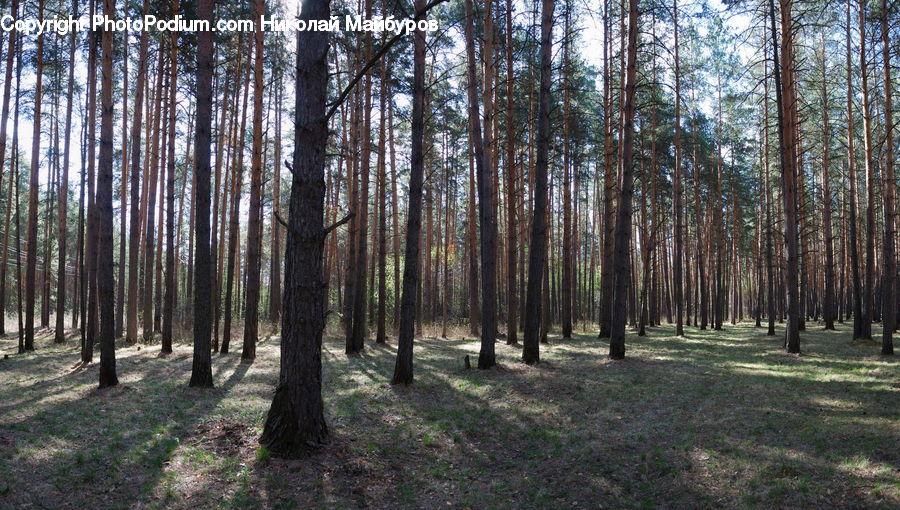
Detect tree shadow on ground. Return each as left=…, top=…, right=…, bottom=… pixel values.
left=0, top=334, right=250, bottom=509
left=0, top=322, right=897, bottom=509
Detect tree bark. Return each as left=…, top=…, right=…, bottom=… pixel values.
left=504, top=0, right=518, bottom=346
left=189, top=0, right=215, bottom=388
left=880, top=0, right=895, bottom=354
left=143, top=59, right=165, bottom=343
left=598, top=0, right=616, bottom=339
left=608, top=0, right=638, bottom=360
left=773, top=0, right=801, bottom=353
left=0, top=0, right=19, bottom=335
left=820, top=35, right=836, bottom=331
left=269, top=76, right=283, bottom=323
left=126, top=0, right=149, bottom=345
left=162, top=0, right=179, bottom=354
left=392, top=0, right=428, bottom=384
left=24, top=0, right=46, bottom=352
left=348, top=0, right=375, bottom=354
left=242, top=0, right=265, bottom=361
left=523, top=0, right=554, bottom=364
left=96, top=0, right=118, bottom=387
left=464, top=0, right=498, bottom=369
left=259, top=0, right=331, bottom=451
left=561, top=0, right=573, bottom=340
left=672, top=0, right=684, bottom=336
left=858, top=0, right=875, bottom=341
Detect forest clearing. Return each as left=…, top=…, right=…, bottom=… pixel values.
left=1, top=322, right=897, bottom=508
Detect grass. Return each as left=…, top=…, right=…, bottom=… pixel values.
left=0, top=320, right=897, bottom=509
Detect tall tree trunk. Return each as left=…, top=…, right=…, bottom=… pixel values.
left=24, top=0, right=45, bottom=352
left=880, top=0, right=895, bottom=354
left=259, top=0, right=331, bottom=451
left=561, top=0, right=573, bottom=339
left=464, top=0, right=498, bottom=369
left=0, top=0, right=19, bottom=335
left=269, top=75, right=283, bottom=323
left=598, top=0, right=616, bottom=339
left=845, top=0, right=864, bottom=339
left=391, top=0, right=428, bottom=384
left=222, top=61, right=250, bottom=354
left=467, top=135, right=480, bottom=335
left=126, top=0, right=149, bottom=345
left=243, top=0, right=265, bottom=361
left=162, top=0, right=179, bottom=354
left=189, top=0, right=215, bottom=388
left=143, top=59, right=165, bottom=343
left=762, top=35, right=776, bottom=336
left=773, top=0, right=801, bottom=352
left=820, top=35, right=836, bottom=331
left=608, top=0, right=638, bottom=360
left=54, top=0, right=76, bottom=342
left=692, top=91, right=708, bottom=331
left=672, top=0, right=684, bottom=336
left=375, top=51, right=389, bottom=344
left=348, top=0, right=375, bottom=354
left=116, top=28, right=128, bottom=340
left=858, top=0, right=875, bottom=340
left=523, top=0, right=554, bottom=364
left=97, top=0, right=118, bottom=387
left=388, top=96, right=400, bottom=328
left=504, top=0, right=518, bottom=345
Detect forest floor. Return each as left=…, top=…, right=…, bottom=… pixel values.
left=0, top=320, right=897, bottom=509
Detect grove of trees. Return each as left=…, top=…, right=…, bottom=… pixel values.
left=0, top=0, right=896, bottom=455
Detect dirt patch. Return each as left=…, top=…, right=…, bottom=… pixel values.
left=188, top=419, right=255, bottom=458
left=0, top=431, right=14, bottom=447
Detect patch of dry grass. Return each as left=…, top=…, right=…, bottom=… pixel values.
left=0, top=321, right=897, bottom=508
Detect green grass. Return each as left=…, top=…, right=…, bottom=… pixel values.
left=0, top=321, right=897, bottom=508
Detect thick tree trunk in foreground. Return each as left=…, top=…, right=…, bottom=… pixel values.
left=260, top=0, right=331, bottom=452
left=97, top=0, right=118, bottom=387
left=522, top=0, right=554, bottom=365
left=774, top=0, right=800, bottom=353
left=608, top=0, right=638, bottom=360
left=464, top=0, right=498, bottom=370
left=189, top=0, right=214, bottom=388
left=392, top=0, right=427, bottom=385
left=598, top=0, right=615, bottom=339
